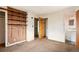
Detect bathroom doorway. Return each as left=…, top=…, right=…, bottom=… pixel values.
left=65, top=16, right=76, bottom=45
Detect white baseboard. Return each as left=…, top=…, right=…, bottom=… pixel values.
left=26, top=39, right=34, bottom=42
left=48, top=39, right=65, bottom=43
left=6, top=40, right=26, bottom=47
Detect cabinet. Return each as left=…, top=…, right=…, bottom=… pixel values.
left=7, top=7, right=27, bottom=45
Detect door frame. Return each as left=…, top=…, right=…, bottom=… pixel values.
left=34, top=17, right=39, bottom=39
left=0, top=8, right=8, bottom=47
left=45, top=18, right=48, bottom=39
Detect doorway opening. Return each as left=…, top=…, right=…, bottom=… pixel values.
left=34, top=17, right=48, bottom=40
left=0, top=11, right=5, bottom=47
left=65, top=15, right=76, bottom=46
left=34, top=18, right=39, bottom=39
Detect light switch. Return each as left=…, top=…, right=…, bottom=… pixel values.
left=32, top=25, right=33, bottom=27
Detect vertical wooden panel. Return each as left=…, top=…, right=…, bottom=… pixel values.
left=18, top=26, right=26, bottom=41
left=12, top=26, right=18, bottom=42
left=39, top=17, right=45, bottom=39
left=76, top=10, right=79, bottom=48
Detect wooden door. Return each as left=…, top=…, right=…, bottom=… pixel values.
left=76, top=10, right=79, bottom=48
left=39, top=17, right=45, bottom=39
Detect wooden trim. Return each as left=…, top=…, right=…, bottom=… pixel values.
left=7, top=40, right=26, bottom=47
left=8, top=24, right=27, bottom=26
left=7, top=7, right=27, bottom=15
left=8, top=19, right=27, bottom=22
left=0, top=9, right=8, bottom=47
left=8, top=14, right=27, bottom=18
left=0, top=7, right=7, bottom=10
left=0, top=43, right=5, bottom=47
left=76, top=10, right=79, bottom=48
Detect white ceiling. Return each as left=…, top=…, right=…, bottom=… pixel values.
left=11, top=6, right=69, bottom=16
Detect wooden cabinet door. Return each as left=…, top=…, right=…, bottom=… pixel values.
left=8, top=25, right=19, bottom=44
left=12, top=26, right=19, bottom=42
left=8, top=25, right=26, bottom=45
left=8, top=25, right=14, bottom=44
left=18, top=26, right=26, bottom=41
left=22, top=26, right=26, bottom=41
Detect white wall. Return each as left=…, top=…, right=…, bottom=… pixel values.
left=27, top=12, right=36, bottom=41
left=43, top=11, right=65, bottom=42
left=42, top=7, right=79, bottom=43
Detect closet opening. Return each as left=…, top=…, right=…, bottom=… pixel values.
left=0, top=11, right=5, bottom=47
left=34, top=18, right=39, bottom=39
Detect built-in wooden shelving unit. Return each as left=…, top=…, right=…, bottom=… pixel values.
left=7, top=7, right=27, bottom=44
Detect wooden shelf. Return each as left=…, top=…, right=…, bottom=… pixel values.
left=8, top=7, right=27, bottom=26
left=8, top=14, right=27, bottom=18
left=7, top=7, right=27, bottom=15
left=8, top=24, right=27, bottom=26
left=8, top=19, right=27, bottom=22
